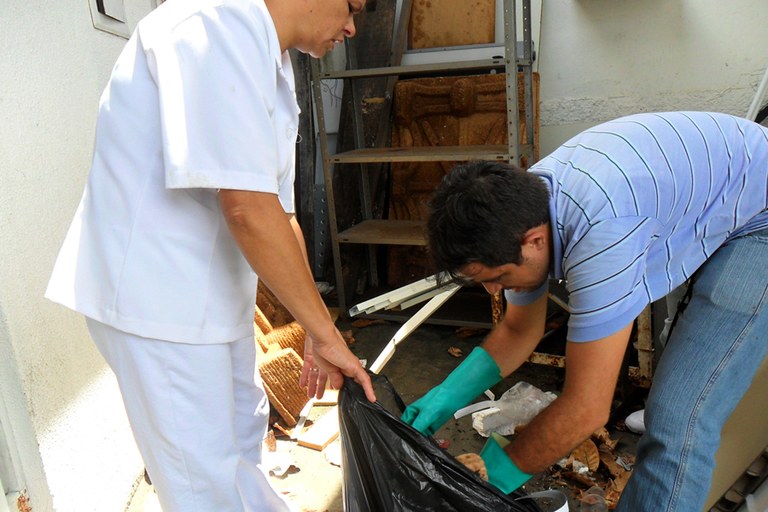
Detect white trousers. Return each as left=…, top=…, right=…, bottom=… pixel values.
left=87, top=318, right=292, bottom=512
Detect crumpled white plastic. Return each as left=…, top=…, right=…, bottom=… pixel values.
left=454, top=381, right=557, bottom=437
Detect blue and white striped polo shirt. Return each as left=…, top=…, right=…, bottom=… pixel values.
left=505, top=112, right=768, bottom=342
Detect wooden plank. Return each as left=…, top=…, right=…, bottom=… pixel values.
left=297, top=406, right=339, bottom=451
left=409, top=0, right=496, bottom=49
left=337, top=219, right=426, bottom=245
left=314, top=388, right=339, bottom=406
left=318, top=58, right=505, bottom=79
left=331, top=144, right=518, bottom=163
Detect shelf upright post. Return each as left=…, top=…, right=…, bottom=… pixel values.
left=521, top=0, right=536, bottom=165
left=310, top=58, right=348, bottom=311
left=503, top=0, right=521, bottom=166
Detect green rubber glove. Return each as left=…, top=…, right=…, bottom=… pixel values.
left=401, top=346, right=501, bottom=436
left=480, top=432, right=532, bottom=494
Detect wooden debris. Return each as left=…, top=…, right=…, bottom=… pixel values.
left=297, top=406, right=340, bottom=451
left=265, top=430, right=277, bottom=452
left=595, top=445, right=633, bottom=508
left=260, top=348, right=310, bottom=426
left=591, top=427, right=618, bottom=450
left=254, top=321, right=273, bottom=355
left=456, top=453, right=488, bottom=481
left=562, top=470, right=597, bottom=488
left=272, top=422, right=291, bottom=438
left=599, top=446, right=632, bottom=490
left=257, top=282, right=295, bottom=327
left=447, top=346, right=463, bottom=358
left=571, top=438, right=600, bottom=472
left=254, top=307, right=273, bottom=335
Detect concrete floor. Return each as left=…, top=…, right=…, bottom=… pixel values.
left=127, top=305, right=643, bottom=511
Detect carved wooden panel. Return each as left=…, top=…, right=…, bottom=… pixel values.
left=387, top=73, right=539, bottom=286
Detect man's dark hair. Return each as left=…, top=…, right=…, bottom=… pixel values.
left=427, top=160, right=550, bottom=280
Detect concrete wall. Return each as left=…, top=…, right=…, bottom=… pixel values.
left=536, top=0, right=768, bottom=155
left=0, top=0, right=766, bottom=510
left=0, top=1, right=152, bottom=510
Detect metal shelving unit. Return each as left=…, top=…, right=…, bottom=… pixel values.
left=311, top=0, right=536, bottom=314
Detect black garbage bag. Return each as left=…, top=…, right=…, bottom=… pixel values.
left=339, top=373, right=541, bottom=512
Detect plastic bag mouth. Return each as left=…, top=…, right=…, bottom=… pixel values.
left=338, top=373, right=543, bottom=512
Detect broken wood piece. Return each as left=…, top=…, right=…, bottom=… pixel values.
left=259, top=348, right=309, bottom=426
left=257, top=282, right=295, bottom=327
left=447, top=346, right=463, bottom=358
left=272, top=422, right=291, bottom=437
left=604, top=487, right=622, bottom=508
left=599, top=446, right=632, bottom=495
left=265, top=430, right=277, bottom=452
left=297, top=406, right=339, bottom=451
left=561, top=470, right=597, bottom=488
left=254, top=321, right=272, bottom=355
left=599, top=446, right=629, bottom=479
left=254, top=307, right=273, bottom=335
left=571, top=438, right=600, bottom=472
left=591, top=427, right=618, bottom=450
left=456, top=453, right=488, bottom=481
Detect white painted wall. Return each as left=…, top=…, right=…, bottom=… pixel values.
left=535, top=0, right=768, bottom=155
left=0, top=1, right=153, bottom=510
left=1, top=0, right=767, bottom=510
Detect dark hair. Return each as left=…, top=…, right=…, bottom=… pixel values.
left=427, top=160, right=550, bottom=280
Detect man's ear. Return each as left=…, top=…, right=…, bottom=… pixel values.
left=522, top=223, right=548, bottom=250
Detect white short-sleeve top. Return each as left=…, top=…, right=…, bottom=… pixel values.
left=46, top=0, right=300, bottom=343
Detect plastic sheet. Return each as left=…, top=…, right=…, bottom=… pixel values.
left=470, top=381, right=558, bottom=437
left=338, top=373, right=541, bottom=511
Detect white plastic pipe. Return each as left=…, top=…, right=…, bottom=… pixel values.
left=746, top=63, right=768, bottom=121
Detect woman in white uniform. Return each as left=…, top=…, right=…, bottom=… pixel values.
left=45, top=0, right=373, bottom=510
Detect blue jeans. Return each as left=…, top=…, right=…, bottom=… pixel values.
left=617, top=229, right=768, bottom=511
